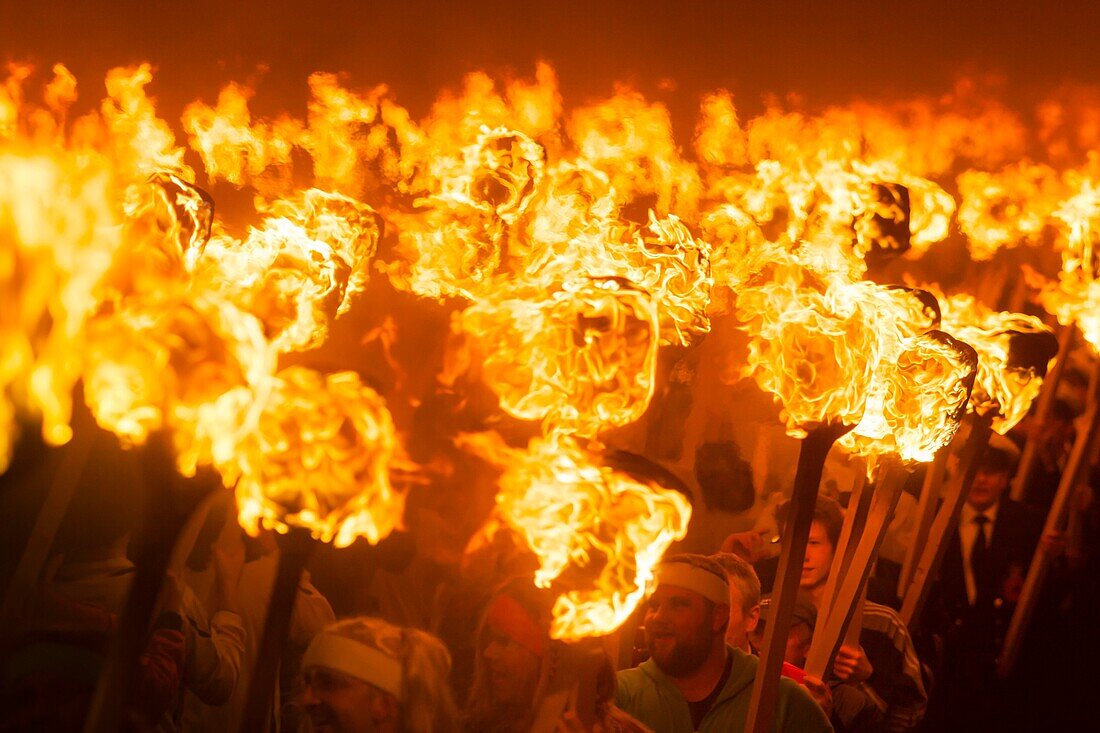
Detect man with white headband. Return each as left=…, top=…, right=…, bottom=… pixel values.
left=300, top=617, right=459, bottom=733
left=615, top=554, right=832, bottom=732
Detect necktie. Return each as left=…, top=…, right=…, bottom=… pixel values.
left=971, top=514, right=991, bottom=601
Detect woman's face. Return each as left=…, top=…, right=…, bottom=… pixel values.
left=481, top=624, right=542, bottom=707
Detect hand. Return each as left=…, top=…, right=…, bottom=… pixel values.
left=212, top=538, right=245, bottom=613
left=1002, top=564, right=1025, bottom=604
left=833, top=644, right=872, bottom=683
left=801, top=674, right=833, bottom=718
left=158, top=570, right=185, bottom=613
left=557, top=712, right=605, bottom=733
left=721, top=531, right=767, bottom=563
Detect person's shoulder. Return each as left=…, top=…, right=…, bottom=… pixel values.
left=616, top=662, right=660, bottom=692
left=776, top=674, right=811, bottom=701
left=999, top=497, right=1035, bottom=523
left=776, top=676, right=832, bottom=730
left=862, top=600, right=906, bottom=627
left=999, top=498, right=1043, bottom=537
left=615, top=663, right=665, bottom=719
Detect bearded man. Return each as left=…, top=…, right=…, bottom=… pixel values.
left=615, top=554, right=832, bottom=732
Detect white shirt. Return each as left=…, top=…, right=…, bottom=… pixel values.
left=959, top=501, right=1000, bottom=605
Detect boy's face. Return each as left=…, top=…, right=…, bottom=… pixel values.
left=801, top=521, right=835, bottom=591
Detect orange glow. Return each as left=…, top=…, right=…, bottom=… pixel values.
left=193, top=189, right=380, bottom=352
left=460, top=432, right=691, bottom=639
left=734, top=249, right=881, bottom=436
left=460, top=277, right=658, bottom=439
left=6, top=60, right=1100, bottom=632
left=1035, top=179, right=1100, bottom=353
left=842, top=327, right=978, bottom=465
left=225, top=366, right=402, bottom=548
left=938, top=293, right=1058, bottom=434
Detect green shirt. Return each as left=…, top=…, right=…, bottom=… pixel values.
left=615, top=647, right=833, bottom=733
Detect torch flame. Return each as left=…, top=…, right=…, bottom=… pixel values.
left=460, top=432, right=691, bottom=640
left=734, top=249, right=881, bottom=436
left=193, top=189, right=379, bottom=352
left=938, top=292, right=1058, bottom=433
left=460, top=277, right=659, bottom=439
left=842, top=328, right=978, bottom=464
left=7, top=60, right=1100, bottom=635
left=225, top=366, right=403, bottom=548
left=1035, top=179, right=1100, bottom=353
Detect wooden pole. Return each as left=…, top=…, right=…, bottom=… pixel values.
left=530, top=639, right=605, bottom=733
left=997, top=361, right=1100, bottom=677
left=805, top=461, right=907, bottom=678
left=844, top=587, right=867, bottom=647
left=84, top=432, right=219, bottom=733
left=1072, top=419, right=1100, bottom=552
left=898, top=447, right=948, bottom=598
left=899, top=415, right=994, bottom=627
left=974, top=256, right=1009, bottom=312
left=0, top=400, right=94, bottom=646
left=1010, top=324, right=1075, bottom=502
left=238, top=527, right=316, bottom=733
left=1004, top=263, right=1031, bottom=314
left=811, top=463, right=871, bottom=648
left=745, top=424, right=848, bottom=733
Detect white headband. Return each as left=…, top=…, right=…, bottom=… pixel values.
left=302, top=633, right=403, bottom=700
left=655, top=562, right=730, bottom=606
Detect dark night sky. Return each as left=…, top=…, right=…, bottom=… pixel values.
left=3, top=1, right=1098, bottom=130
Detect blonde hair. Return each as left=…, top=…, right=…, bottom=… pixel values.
left=464, top=579, right=624, bottom=732
left=464, top=579, right=554, bottom=733
left=711, top=552, right=762, bottom=613
left=324, top=617, right=459, bottom=733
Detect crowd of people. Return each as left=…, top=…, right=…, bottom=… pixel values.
left=0, top=395, right=1097, bottom=732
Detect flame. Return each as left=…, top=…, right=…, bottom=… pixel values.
left=568, top=88, right=701, bottom=217
left=938, top=293, right=1058, bottom=433
left=10, top=60, right=1100, bottom=631
left=82, top=291, right=273, bottom=471
left=193, top=189, right=380, bottom=352
left=182, top=82, right=301, bottom=190
left=734, top=250, right=882, bottom=436
left=956, top=163, right=1065, bottom=260
left=1035, top=179, right=1100, bottom=352
left=225, top=366, right=402, bottom=548
left=460, top=277, right=659, bottom=438
left=523, top=212, right=713, bottom=346
left=842, top=327, right=978, bottom=464
left=883, top=332, right=978, bottom=460
left=0, top=63, right=192, bottom=466
left=386, top=126, right=547, bottom=300
left=461, top=432, right=691, bottom=640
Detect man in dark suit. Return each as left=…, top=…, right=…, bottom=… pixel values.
left=923, top=434, right=1042, bottom=732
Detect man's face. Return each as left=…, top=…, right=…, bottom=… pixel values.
left=725, top=585, right=760, bottom=652
left=644, top=584, right=724, bottom=677
left=801, top=521, right=835, bottom=590
left=784, top=622, right=813, bottom=668
left=302, top=666, right=397, bottom=733
left=481, top=625, right=542, bottom=708
left=968, top=465, right=1010, bottom=511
